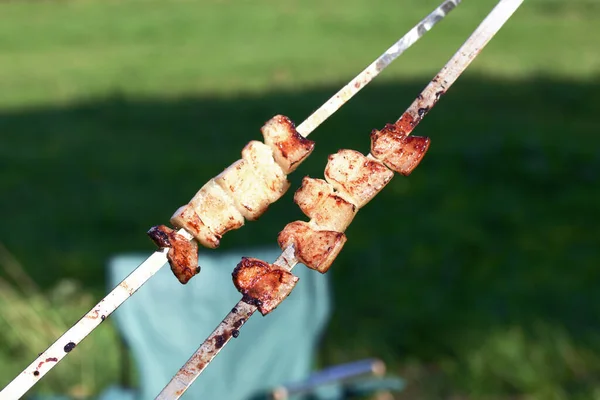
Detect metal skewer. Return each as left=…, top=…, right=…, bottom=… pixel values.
left=295, top=0, right=462, bottom=137
left=0, top=2, right=460, bottom=399
left=156, top=0, right=524, bottom=398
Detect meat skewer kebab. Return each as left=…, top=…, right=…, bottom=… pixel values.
left=151, top=0, right=462, bottom=285
left=236, top=136, right=430, bottom=315
left=0, top=3, right=460, bottom=399
left=156, top=0, right=525, bottom=398
left=149, top=115, right=315, bottom=284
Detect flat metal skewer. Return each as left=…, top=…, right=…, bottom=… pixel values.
left=295, top=0, right=461, bottom=137
left=156, top=0, right=524, bottom=398
left=0, top=2, right=460, bottom=399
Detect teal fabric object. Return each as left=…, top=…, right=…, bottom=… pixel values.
left=106, top=247, right=331, bottom=400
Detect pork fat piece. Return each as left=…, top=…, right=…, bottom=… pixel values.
left=261, top=115, right=315, bottom=174
left=215, top=159, right=273, bottom=221
left=147, top=225, right=200, bottom=284
left=278, top=221, right=347, bottom=273
left=241, top=140, right=290, bottom=203
left=232, top=257, right=299, bottom=315
left=370, top=123, right=430, bottom=176
left=170, top=115, right=314, bottom=253
left=324, top=150, right=394, bottom=208
left=171, top=180, right=244, bottom=248
left=294, top=177, right=357, bottom=232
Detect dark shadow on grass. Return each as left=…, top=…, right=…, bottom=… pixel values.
left=1, top=75, right=599, bottom=391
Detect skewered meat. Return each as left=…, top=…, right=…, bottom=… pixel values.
left=261, top=115, right=315, bottom=174
left=278, top=221, right=347, bottom=273
left=241, top=140, right=290, bottom=203
left=169, top=116, right=314, bottom=235
left=280, top=126, right=430, bottom=273
left=294, top=177, right=357, bottom=232
left=161, top=115, right=315, bottom=283
left=170, top=205, right=220, bottom=249
left=171, top=180, right=244, bottom=248
left=293, top=177, right=332, bottom=213
left=148, top=225, right=200, bottom=284
left=324, top=150, right=394, bottom=208
left=215, top=159, right=273, bottom=221
left=370, top=123, right=430, bottom=176
left=232, top=257, right=299, bottom=315
left=168, top=115, right=314, bottom=252
left=190, top=181, right=245, bottom=237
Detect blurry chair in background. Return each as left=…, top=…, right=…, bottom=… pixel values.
left=100, top=248, right=404, bottom=399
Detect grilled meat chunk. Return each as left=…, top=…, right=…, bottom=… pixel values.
left=169, top=115, right=312, bottom=256
left=215, top=159, right=272, bottom=221
left=171, top=179, right=245, bottom=248
left=293, top=177, right=332, bottom=213
left=147, top=225, right=200, bottom=284
left=232, top=257, right=298, bottom=315
left=294, top=177, right=356, bottom=232
left=278, top=221, right=346, bottom=273
left=261, top=115, right=315, bottom=174
left=370, top=123, right=430, bottom=176
left=170, top=205, right=221, bottom=249
left=241, top=140, right=291, bottom=203
left=324, top=150, right=394, bottom=208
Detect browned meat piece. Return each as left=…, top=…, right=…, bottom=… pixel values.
left=277, top=221, right=346, bottom=273
left=232, top=257, right=299, bottom=315
left=324, top=149, right=394, bottom=209
left=294, top=177, right=357, bottom=232
left=147, top=225, right=200, bottom=284
left=261, top=115, right=315, bottom=174
left=170, top=205, right=221, bottom=249
left=215, top=159, right=273, bottom=221
left=241, top=140, right=291, bottom=203
left=370, top=123, right=431, bottom=176
left=305, top=192, right=356, bottom=232
left=190, top=180, right=245, bottom=237
left=293, top=177, right=332, bottom=213
left=170, top=179, right=245, bottom=248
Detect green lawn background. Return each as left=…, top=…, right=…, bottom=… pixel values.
left=1, top=0, right=599, bottom=398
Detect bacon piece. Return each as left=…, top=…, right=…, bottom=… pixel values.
left=147, top=225, right=200, bottom=284
left=294, top=177, right=356, bottom=232
left=232, top=257, right=298, bottom=315
left=277, top=221, right=346, bottom=273
left=241, top=140, right=291, bottom=203
left=370, top=123, right=430, bottom=176
left=214, top=159, right=271, bottom=221
left=261, top=115, right=315, bottom=174
left=324, top=150, right=394, bottom=209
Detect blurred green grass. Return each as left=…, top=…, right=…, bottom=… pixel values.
left=1, top=0, right=600, bottom=398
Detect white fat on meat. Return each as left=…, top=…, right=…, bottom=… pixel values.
left=294, top=177, right=357, bottom=232
left=241, top=140, right=290, bottom=203
left=170, top=205, right=220, bottom=249
left=261, top=115, right=315, bottom=174
left=170, top=179, right=245, bottom=248
left=214, top=159, right=272, bottom=220
left=324, top=149, right=394, bottom=209
left=278, top=221, right=347, bottom=273
left=188, top=180, right=245, bottom=235
left=370, top=124, right=431, bottom=176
